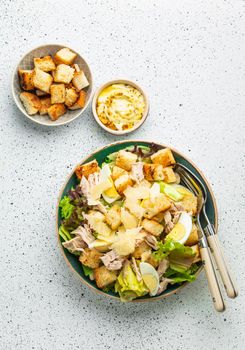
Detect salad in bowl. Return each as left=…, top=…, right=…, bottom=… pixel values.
left=57, top=142, right=217, bottom=302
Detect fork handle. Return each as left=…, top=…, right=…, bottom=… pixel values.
left=200, top=246, right=225, bottom=312
left=207, top=234, right=238, bottom=298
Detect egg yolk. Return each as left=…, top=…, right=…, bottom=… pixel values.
left=142, top=274, right=158, bottom=293
left=167, top=222, right=186, bottom=241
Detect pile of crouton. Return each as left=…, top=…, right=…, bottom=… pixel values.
left=18, top=47, right=89, bottom=120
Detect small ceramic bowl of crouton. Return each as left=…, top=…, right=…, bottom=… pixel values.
left=12, top=44, right=93, bottom=126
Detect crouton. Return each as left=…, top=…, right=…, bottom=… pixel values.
left=105, top=205, right=121, bottom=230
left=151, top=148, right=176, bottom=167
left=18, top=69, right=34, bottom=91
left=65, top=88, right=79, bottom=107
left=115, top=150, right=138, bottom=171
left=114, top=174, right=133, bottom=194
left=94, top=266, right=118, bottom=289
left=179, top=194, right=198, bottom=215
left=142, top=194, right=171, bottom=219
left=39, top=96, right=51, bottom=115
left=19, top=92, right=41, bottom=115
left=33, top=68, right=53, bottom=93
left=191, top=244, right=201, bottom=262
left=53, top=64, right=74, bottom=84
left=36, top=89, right=48, bottom=96
left=68, top=90, right=86, bottom=110
left=75, top=160, right=100, bottom=179
left=152, top=212, right=165, bottom=223
left=132, top=241, right=151, bottom=259
left=142, top=218, right=164, bottom=236
left=79, top=248, right=103, bottom=269
left=72, top=70, right=89, bottom=91
left=162, top=167, right=177, bottom=183
left=143, top=163, right=164, bottom=181
left=50, top=84, right=66, bottom=104
left=147, top=254, right=159, bottom=268
left=185, top=223, right=199, bottom=246
left=120, top=208, right=138, bottom=229
left=111, top=166, right=128, bottom=181
left=47, top=103, right=66, bottom=121
left=34, top=55, right=56, bottom=72
left=54, top=47, right=77, bottom=65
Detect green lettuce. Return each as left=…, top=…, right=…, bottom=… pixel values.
left=58, top=225, right=72, bottom=242
left=82, top=265, right=93, bottom=277
left=59, top=196, right=74, bottom=219
left=159, top=182, right=184, bottom=201
left=164, top=263, right=200, bottom=283
left=153, top=240, right=194, bottom=261
left=115, top=263, right=148, bottom=302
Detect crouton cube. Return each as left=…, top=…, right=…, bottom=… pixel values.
left=185, top=223, right=199, bottom=246
left=50, top=84, right=66, bottom=104
left=33, top=68, right=53, bottom=93
left=120, top=208, right=138, bottom=229
left=132, top=241, right=151, bottom=259
left=79, top=248, right=103, bottom=269
left=75, top=160, right=100, bottom=179
left=142, top=194, right=171, bottom=219
left=179, top=194, right=198, bottom=215
left=115, top=150, right=138, bottom=171
left=36, top=89, right=48, bottom=96
left=19, top=92, right=41, bottom=115
left=68, top=90, right=86, bottom=110
left=105, top=205, right=121, bottom=230
left=54, top=47, right=77, bottom=65
left=162, top=167, right=177, bottom=183
left=18, top=69, right=34, bottom=91
left=39, top=96, right=51, bottom=115
left=151, top=148, right=176, bottom=167
left=191, top=244, right=201, bottom=262
left=142, top=218, right=164, bottom=236
left=152, top=212, right=165, bottom=223
left=47, top=103, right=66, bottom=121
left=114, top=174, right=133, bottom=194
left=111, top=166, right=128, bottom=181
left=143, top=163, right=164, bottom=181
left=65, top=88, right=79, bottom=107
left=53, top=64, right=74, bottom=84
left=94, top=266, right=118, bottom=289
left=72, top=70, right=89, bottom=91
left=34, top=55, right=56, bottom=72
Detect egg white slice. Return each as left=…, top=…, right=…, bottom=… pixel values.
left=139, top=262, right=159, bottom=296
left=166, top=212, right=192, bottom=244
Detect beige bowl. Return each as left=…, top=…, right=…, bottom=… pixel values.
left=12, top=44, right=93, bottom=126
left=92, top=79, right=149, bottom=135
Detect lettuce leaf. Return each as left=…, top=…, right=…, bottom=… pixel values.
left=82, top=265, right=93, bottom=277
left=59, top=196, right=74, bottom=219
left=159, top=182, right=184, bottom=201
left=164, top=263, right=200, bottom=283
left=58, top=225, right=72, bottom=242
left=153, top=240, right=195, bottom=261
left=115, top=263, right=148, bottom=302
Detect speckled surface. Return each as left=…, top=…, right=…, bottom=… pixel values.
left=1, top=1, right=245, bottom=349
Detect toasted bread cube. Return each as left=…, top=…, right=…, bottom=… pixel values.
left=75, top=160, right=100, bottom=179
left=147, top=254, right=159, bottom=268
left=53, top=64, right=74, bottom=84
left=143, top=163, right=164, bottom=181
left=142, top=194, right=171, bottom=219
left=94, top=266, right=118, bottom=289
left=33, top=68, right=53, bottom=93
left=191, top=244, right=201, bottom=262
left=132, top=241, right=151, bottom=259
left=18, top=69, right=34, bottom=91
left=72, top=70, right=89, bottom=91
left=73, top=63, right=80, bottom=72
left=50, top=84, right=66, bottom=104
left=36, top=89, right=48, bottom=96
left=111, top=166, right=128, bottom=181
left=105, top=205, right=121, bottom=230
left=68, top=90, right=86, bottom=110
left=162, top=167, right=177, bottom=183
left=179, top=194, right=198, bottom=215
left=152, top=212, right=165, bottom=223
left=19, top=92, right=41, bottom=115
left=185, top=223, right=199, bottom=246
left=142, top=218, right=164, bottom=236
left=120, top=208, right=138, bottom=229
left=79, top=248, right=102, bottom=269
left=54, top=47, right=77, bottom=65
left=115, top=150, right=138, bottom=171
left=65, top=88, right=79, bottom=107
left=47, top=103, right=66, bottom=121
left=39, top=96, right=51, bottom=115
left=151, top=148, right=176, bottom=167
left=34, top=56, right=56, bottom=72
left=114, top=174, right=133, bottom=194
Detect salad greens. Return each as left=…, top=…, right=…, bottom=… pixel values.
left=59, top=196, right=74, bottom=219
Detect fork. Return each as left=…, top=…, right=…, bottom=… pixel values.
left=176, top=164, right=238, bottom=300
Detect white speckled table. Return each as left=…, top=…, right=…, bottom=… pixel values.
left=1, top=1, right=245, bottom=349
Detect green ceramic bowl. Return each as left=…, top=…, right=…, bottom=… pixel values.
left=56, top=140, right=218, bottom=302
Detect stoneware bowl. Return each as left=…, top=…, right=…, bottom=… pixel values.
left=56, top=140, right=218, bottom=302
left=92, top=79, right=149, bottom=135
left=12, top=44, right=93, bottom=126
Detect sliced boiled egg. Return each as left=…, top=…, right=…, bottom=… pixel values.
left=165, top=212, right=192, bottom=244
left=139, top=262, right=159, bottom=296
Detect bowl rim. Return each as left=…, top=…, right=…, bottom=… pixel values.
left=91, top=79, right=149, bottom=135
left=11, top=43, right=93, bottom=127
left=56, top=140, right=218, bottom=302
